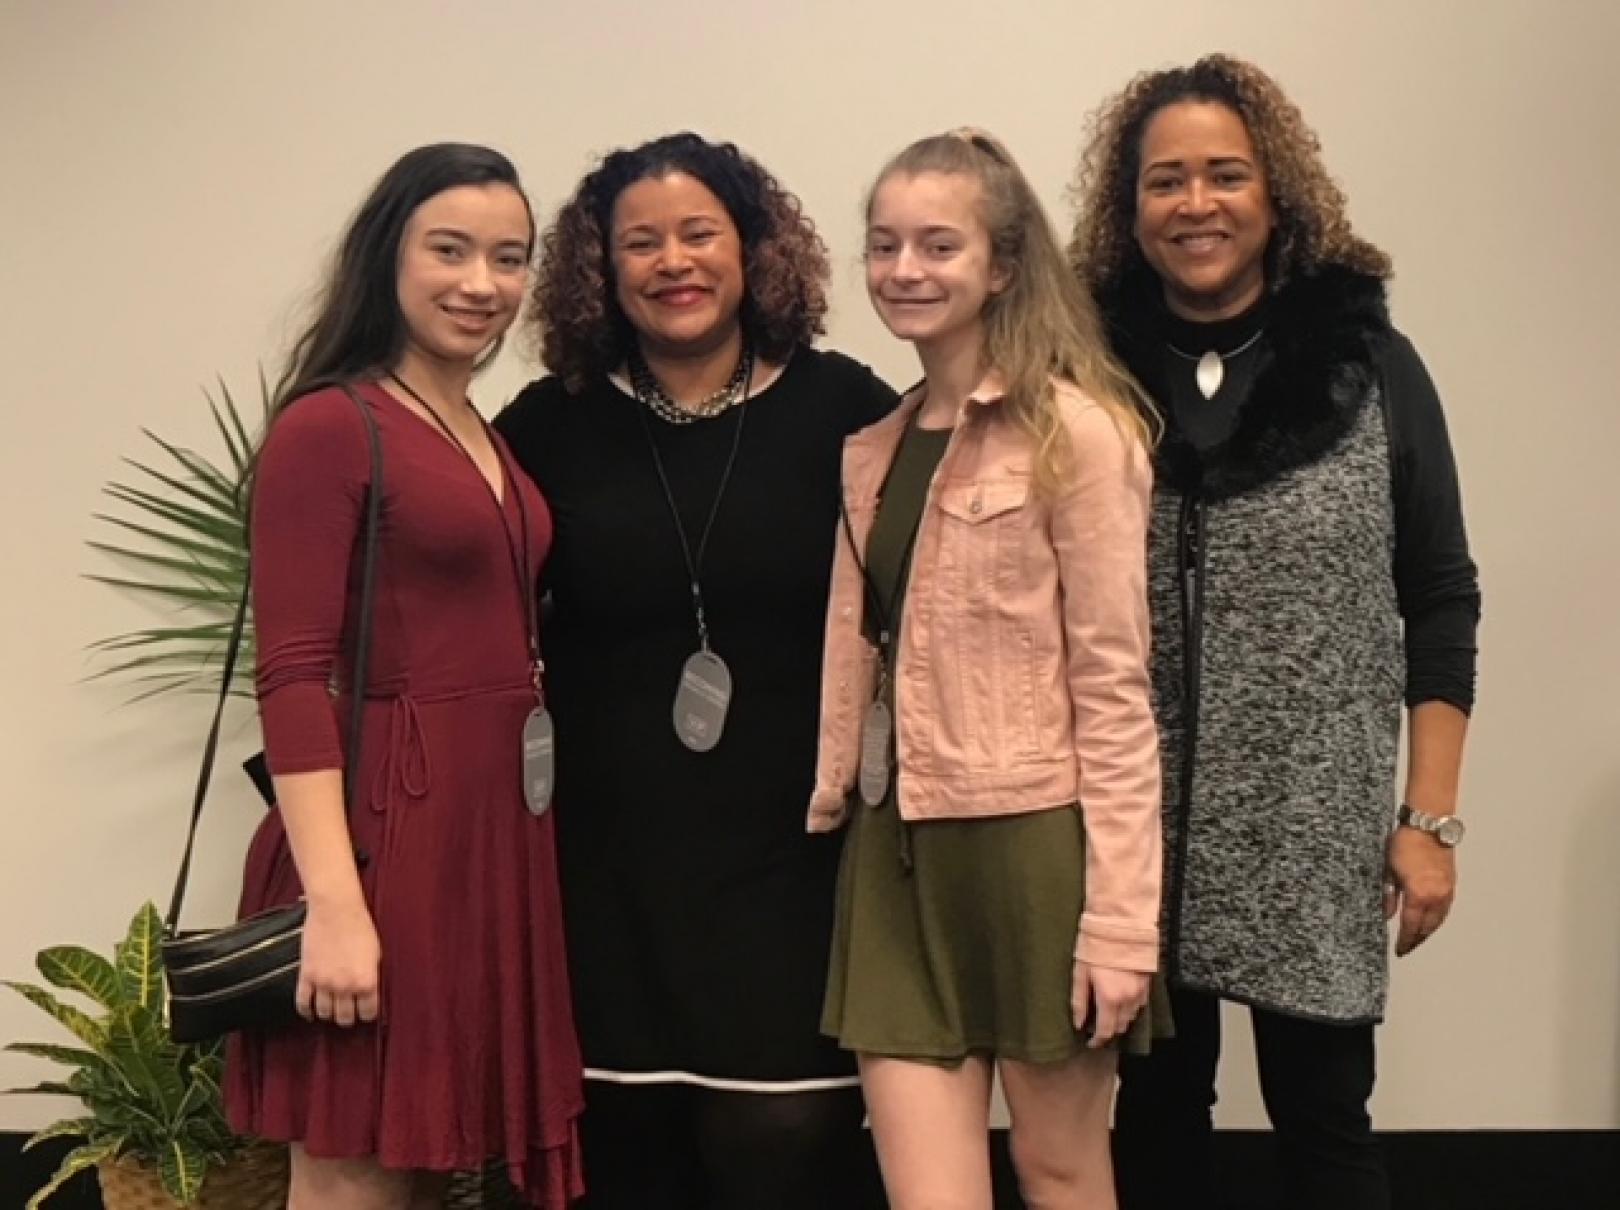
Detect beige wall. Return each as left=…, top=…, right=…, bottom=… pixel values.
left=2, top=0, right=1616, bottom=1133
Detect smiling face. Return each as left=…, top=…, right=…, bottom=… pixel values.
left=609, top=170, right=746, bottom=359
left=864, top=170, right=1008, bottom=358
left=1133, top=100, right=1275, bottom=321
left=395, top=183, right=532, bottom=368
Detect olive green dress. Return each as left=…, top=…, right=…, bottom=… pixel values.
left=822, top=419, right=1169, bottom=1063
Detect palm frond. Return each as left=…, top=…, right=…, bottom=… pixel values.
left=87, top=375, right=264, bottom=701
left=103, top=678, right=225, bottom=705
left=85, top=648, right=245, bottom=681
left=99, top=485, right=241, bottom=545
left=83, top=576, right=239, bottom=607
left=119, top=678, right=255, bottom=707
left=83, top=543, right=242, bottom=587
left=210, top=375, right=263, bottom=477
left=90, top=514, right=244, bottom=564
left=88, top=624, right=241, bottom=653
left=119, top=452, right=237, bottom=516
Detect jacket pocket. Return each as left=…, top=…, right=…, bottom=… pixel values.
left=931, top=477, right=1038, bottom=762
left=936, top=479, right=1028, bottom=525
left=935, top=478, right=1030, bottom=602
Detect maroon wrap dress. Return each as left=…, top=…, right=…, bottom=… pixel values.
left=224, top=382, right=584, bottom=1206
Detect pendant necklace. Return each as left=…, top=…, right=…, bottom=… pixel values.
left=1166, top=329, right=1265, bottom=400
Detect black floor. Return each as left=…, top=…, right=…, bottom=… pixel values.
left=5, top=1129, right=1616, bottom=1208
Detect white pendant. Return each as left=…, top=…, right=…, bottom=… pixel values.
left=1195, top=350, right=1224, bottom=399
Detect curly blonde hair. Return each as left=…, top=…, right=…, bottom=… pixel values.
left=868, top=129, right=1155, bottom=490
left=1069, top=53, right=1391, bottom=297
left=529, top=132, right=829, bottom=390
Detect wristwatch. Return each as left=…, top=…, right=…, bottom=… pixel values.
left=1397, top=803, right=1465, bottom=848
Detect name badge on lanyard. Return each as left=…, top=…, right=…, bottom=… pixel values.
left=674, top=648, right=733, bottom=753
left=857, top=696, right=893, bottom=806
left=522, top=706, right=556, bottom=816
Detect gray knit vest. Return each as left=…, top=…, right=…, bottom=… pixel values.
left=1148, top=391, right=1402, bottom=1023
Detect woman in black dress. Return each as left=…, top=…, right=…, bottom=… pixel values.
left=494, top=131, right=894, bottom=1209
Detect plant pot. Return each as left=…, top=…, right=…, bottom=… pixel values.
left=97, top=1142, right=289, bottom=1210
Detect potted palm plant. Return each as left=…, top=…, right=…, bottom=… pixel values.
left=4, top=903, right=287, bottom=1209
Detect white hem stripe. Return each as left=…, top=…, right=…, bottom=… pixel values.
left=584, top=1067, right=862, bottom=1094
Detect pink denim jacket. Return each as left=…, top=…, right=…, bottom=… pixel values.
left=807, top=375, right=1163, bottom=972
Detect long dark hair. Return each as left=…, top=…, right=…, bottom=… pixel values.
left=532, top=131, right=828, bottom=389
left=273, top=142, right=534, bottom=414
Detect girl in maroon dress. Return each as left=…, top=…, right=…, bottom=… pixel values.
left=225, top=143, right=584, bottom=1208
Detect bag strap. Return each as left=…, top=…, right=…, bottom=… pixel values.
left=164, top=385, right=384, bottom=933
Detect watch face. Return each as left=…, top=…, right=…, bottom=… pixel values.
left=1436, top=816, right=1465, bottom=847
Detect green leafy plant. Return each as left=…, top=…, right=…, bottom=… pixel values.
left=87, top=377, right=264, bottom=701
left=4, top=903, right=241, bottom=1207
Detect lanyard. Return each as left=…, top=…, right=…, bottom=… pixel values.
left=838, top=417, right=932, bottom=695
left=388, top=374, right=544, bottom=698
left=631, top=346, right=755, bottom=653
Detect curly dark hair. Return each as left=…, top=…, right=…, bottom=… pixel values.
left=530, top=132, right=829, bottom=389
left=1070, top=53, right=1392, bottom=298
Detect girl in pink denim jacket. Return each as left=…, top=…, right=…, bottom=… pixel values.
left=809, top=130, right=1167, bottom=1209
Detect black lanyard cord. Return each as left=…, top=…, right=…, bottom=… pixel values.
left=837, top=419, right=929, bottom=687
left=632, top=346, right=755, bottom=652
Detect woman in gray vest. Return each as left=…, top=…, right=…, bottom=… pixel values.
left=1070, top=54, right=1480, bottom=1209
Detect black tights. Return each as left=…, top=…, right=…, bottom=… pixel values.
left=579, top=1080, right=869, bottom=1210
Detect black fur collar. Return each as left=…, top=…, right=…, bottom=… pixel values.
left=1103, top=266, right=1392, bottom=501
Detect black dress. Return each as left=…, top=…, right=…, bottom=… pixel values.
left=495, top=348, right=896, bottom=1089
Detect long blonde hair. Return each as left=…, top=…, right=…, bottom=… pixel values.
left=867, top=129, right=1156, bottom=488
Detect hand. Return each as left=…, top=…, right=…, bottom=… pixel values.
left=1384, top=826, right=1457, bottom=957
left=1073, top=961, right=1149, bottom=1049
left=297, top=896, right=381, bottom=1027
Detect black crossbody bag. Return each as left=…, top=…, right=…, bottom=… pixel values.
left=162, top=386, right=382, bottom=1044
